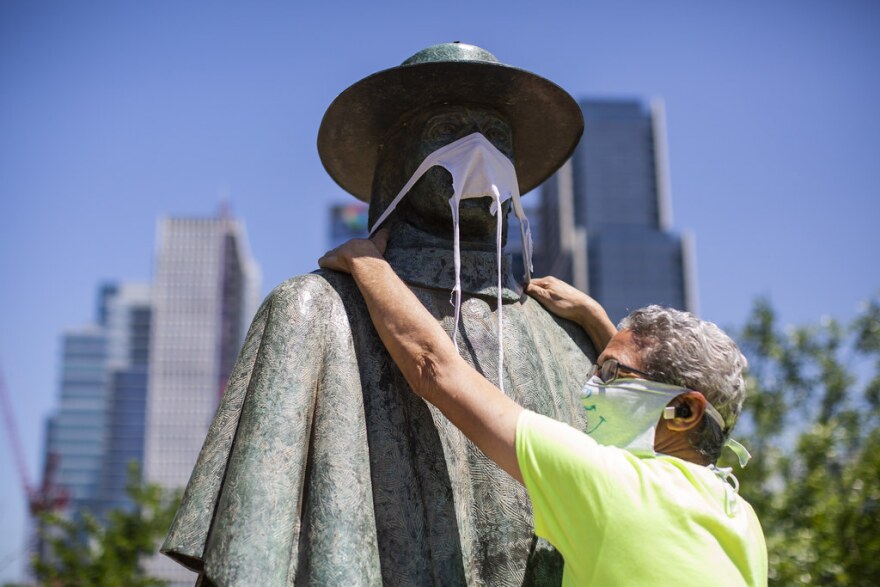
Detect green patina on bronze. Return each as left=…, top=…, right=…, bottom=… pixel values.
left=162, top=43, right=592, bottom=586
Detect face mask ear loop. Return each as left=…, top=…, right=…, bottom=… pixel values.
left=509, top=188, right=532, bottom=283
left=368, top=141, right=460, bottom=236
left=493, top=191, right=505, bottom=394
left=519, top=215, right=533, bottom=283
left=709, top=464, right=741, bottom=516
left=449, top=197, right=463, bottom=346
left=724, top=438, right=752, bottom=468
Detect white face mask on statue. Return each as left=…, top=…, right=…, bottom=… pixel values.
left=369, top=132, right=534, bottom=393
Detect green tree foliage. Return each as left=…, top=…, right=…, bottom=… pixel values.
left=722, top=295, right=880, bottom=586
left=31, top=463, right=181, bottom=587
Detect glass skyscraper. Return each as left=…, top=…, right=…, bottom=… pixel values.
left=42, top=282, right=153, bottom=518
left=143, top=214, right=260, bottom=586
left=37, top=211, right=259, bottom=587
left=538, top=99, right=697, bottom=323
left=98, top=283, right=151, bottom=515
left=144, top=215, right=259, bottom=489
left=35, top=281, right=152, bottom=582
left=45, top=325, right=108, bottom=518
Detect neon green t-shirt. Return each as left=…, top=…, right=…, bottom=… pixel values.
left=516, top=410, right=767, bottom=586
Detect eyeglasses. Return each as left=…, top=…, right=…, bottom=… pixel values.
left=588, top=358, right=654, bottom=383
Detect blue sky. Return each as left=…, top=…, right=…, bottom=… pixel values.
left=1, top=0, right=878, bottom=581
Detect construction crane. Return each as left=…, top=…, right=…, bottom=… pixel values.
left=0, top=359, right=69, bottom=515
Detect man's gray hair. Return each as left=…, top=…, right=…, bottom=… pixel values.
left=618, top=305, right=747, bottom=463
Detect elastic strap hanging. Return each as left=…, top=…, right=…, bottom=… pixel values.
left=724, top=437, right=751, bottom=468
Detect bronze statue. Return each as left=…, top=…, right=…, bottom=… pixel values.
left=162, top=42, right=594, bottom=586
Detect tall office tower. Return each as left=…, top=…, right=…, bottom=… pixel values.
left=144, top=214, right=259, bottom=488
left=33, top=322, right=106, bottom=578
left=34, top=211, right=258, bottom=586
left=44, top=324, right=108, bottom=519
left=33, top=282, right=151, bottom=580
left=538, top=99, right=697, bottom=323
left=143, top=213, right=259, bottom=585
left=97, top=282, right=151, bottom=514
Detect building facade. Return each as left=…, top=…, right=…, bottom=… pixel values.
left=98, top=282, right=152, bottom=514
left=45, top=324, right=108, bottom=519
left=538, top=99, right=697, bottom=323
left=37, top=211, right=259, bottom=586
left=143, top=215, right=259, bottom=489
left=143, top=214, right=259, bottom=585
left=34, top=281, right=151, bottom=580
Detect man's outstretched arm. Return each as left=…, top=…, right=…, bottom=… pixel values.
left=319, top=231, right=524, bottom=483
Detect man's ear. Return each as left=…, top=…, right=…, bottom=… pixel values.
left=663, top=391, right=707, bottom=432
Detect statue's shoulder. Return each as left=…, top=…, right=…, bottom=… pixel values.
left=521, top=295, right=596, bottom=353
left=262, top=270, right=359, bottom=315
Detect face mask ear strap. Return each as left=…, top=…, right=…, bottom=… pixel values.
left=508, top=189, right=532, bottom=283
left=369, top=135, right=471, bottom=236
left=447, top=168, right=506, bottom=395
left=724, top=438, right=751, bottom=468
left=494, top=192, right=504, bottom=393
left=448, top=197, right=462, bottom=346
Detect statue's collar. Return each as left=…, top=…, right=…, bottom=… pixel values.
left=384, top=224, right=523, bottom=302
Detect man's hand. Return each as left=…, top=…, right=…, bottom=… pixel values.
left=526, top=276, right=617, bottom=351
left=526, top=276, right=597, bottom=322
left=319, top=229, right=390, bottom=274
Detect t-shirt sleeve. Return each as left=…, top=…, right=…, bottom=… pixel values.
left=515, top=409, right=638, bottom=559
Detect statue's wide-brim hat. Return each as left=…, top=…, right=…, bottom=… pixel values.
left=318, top=42, right=584, bottom=202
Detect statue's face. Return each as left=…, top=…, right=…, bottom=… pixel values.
left=395, top=105, right=515, bottom=241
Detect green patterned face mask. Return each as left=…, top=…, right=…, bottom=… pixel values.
left=369, top=132, right=533, bottom=393
left=581, top=375, right=692, bottom=456
left=580, top=374, right=752, bottom=469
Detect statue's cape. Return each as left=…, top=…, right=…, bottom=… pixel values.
left=162, top=226, right=595, bottom=586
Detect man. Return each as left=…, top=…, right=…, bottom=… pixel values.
left=319, top=236, right=768, bottom=586
left=162, top=43, right=593, bottom=585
